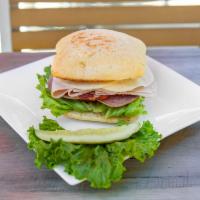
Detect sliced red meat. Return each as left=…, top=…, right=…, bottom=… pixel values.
left=78, top=92, right=96, bottom=101
left=62, top=92, right=137, bottom=107
left=78, top=92, right=110, bottom=101
left=98, top=95, right=138, bottom=107
left=48, top=77, right=53, bottom=90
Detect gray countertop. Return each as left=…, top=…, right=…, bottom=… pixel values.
left=0, top=47, right=200, bottom=200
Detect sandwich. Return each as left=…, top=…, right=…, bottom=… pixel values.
left=37, top=29, right=155, bottom=123
left=30, top=29, right=161, bottom=189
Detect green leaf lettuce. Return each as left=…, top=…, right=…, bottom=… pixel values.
left=28, top=117, right=161, bottom=189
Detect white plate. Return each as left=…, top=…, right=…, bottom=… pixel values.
left=0, top=56, right=200, bottom=186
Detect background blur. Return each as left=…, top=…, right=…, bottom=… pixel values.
left=0, top=0, right=200, bottom=52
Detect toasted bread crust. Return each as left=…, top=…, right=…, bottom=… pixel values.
left=52, top=29, right=146, bottom=81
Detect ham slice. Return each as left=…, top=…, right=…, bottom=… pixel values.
left=51, top=66, right=154, bottom=96
left=51, top=68, right=155, bottom=97
left=49, top=67, right=156, bottom=107
left=51, top=82, right=156, bottom=99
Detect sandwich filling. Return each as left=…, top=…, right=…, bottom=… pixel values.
left=37, top=66, right=155, bottom=122
left=50, top=66, right=155, bottom=108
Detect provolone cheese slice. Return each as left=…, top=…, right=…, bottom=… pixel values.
left=51, top=66, right=154, bottom=94
left=105, top=66, right=153, bottom=92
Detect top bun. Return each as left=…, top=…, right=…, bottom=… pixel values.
left=52, top=29, right=146, bottom=81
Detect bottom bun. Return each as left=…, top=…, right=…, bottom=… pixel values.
left=65, top=111, right=138, bottom=123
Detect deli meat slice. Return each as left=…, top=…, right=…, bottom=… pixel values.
left=51, top=82, right=156, bottom=99
left=98, top=95, right=138, bottom=107
left=51, top=66, right=154, bottom=98
left=49, top=67, right=156, bottom=107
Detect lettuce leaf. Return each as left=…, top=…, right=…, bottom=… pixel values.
left=28, top=117, right=161, bottom=189
left=36, top=66, right=146, bottom=119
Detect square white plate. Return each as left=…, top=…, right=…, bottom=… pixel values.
left=0, top=55, right=200, bottom=186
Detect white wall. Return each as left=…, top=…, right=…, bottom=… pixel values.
left=0, top=0, right=12, bottom=52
